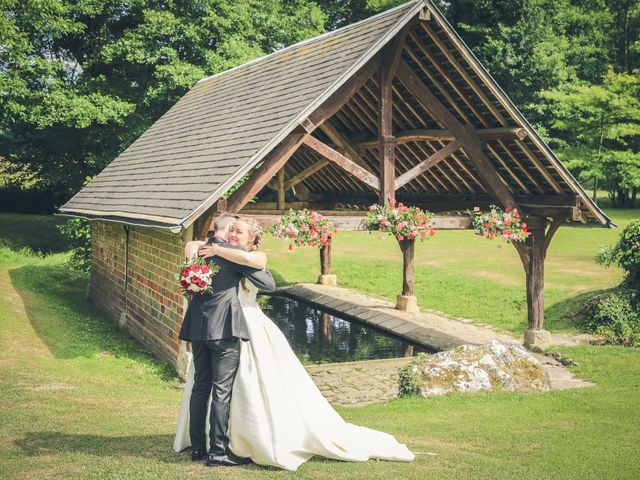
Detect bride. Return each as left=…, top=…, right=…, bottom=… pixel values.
left=174, top=217, right=415, bottom=470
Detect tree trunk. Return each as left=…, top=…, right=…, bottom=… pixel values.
left=631, top=187, right=638, bottom=208
left=320, top=239, right=332, bottom=276
left=398, top=238, right=415, bottom=296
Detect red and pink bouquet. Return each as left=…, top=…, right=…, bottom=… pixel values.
left=271, top=209, right=337, bottom=250
left=467, top=205, right=530, bottom=243
left=176, top=256, right=219, bottom=296
left=366, top=199, right=435, bottom=241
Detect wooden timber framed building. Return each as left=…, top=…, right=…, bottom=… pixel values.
left=61, top=0, right=613, bottom=367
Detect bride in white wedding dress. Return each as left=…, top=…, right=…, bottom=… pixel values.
left=174, top=218, right=415, bottom=471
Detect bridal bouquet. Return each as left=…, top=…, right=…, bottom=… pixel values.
left=467, top=205, right=530, bottom=243
left=176, top=256, right=219, bottom=296
left=271, top=209, right=337, bottom=249
left=366, top=199, right=435, bottom=241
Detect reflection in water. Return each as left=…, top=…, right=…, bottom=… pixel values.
left=258, top=295, right=432, bottom=364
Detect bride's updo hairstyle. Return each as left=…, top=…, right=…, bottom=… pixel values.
left=243, top=217, right=263, bottom=251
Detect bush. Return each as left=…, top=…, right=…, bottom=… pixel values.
left=596, top=219, right=640, bottom=288
left=580, top=288, right=640, bottom=346
left=57, top=218, right=91, bottom=273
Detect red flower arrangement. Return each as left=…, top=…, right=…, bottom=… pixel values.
left=366, top=199, right=435, bottom=241
left=175, top=255, right=219, bottom=296
left=467, top=205, right=530, bottom=243
left=271, top=209, right=337, bottom=249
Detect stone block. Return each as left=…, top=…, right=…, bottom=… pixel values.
left=395, top=294, right=419, bottom=313
left=317, top=274, right=337, bottom=286
left=524, top=329, right=551, bottom=349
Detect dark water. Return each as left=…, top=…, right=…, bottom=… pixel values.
left=258, top=294, right=433, bottom=364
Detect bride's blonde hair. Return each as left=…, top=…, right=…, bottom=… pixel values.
left=239, top=217, right=264, bottom=292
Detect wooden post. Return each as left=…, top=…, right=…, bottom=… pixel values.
left=396, top=237, right=418, bottom=313
left=378, top=58, right=396, bottom=204
left=317, top=237, right=337, bottom=286
left=402, top=343, right=414, bottom=357
left=277, top=167, right=285, bottom=210
left=399, top=238, right=415, bottom=296
left=526, top=225, right=546, bottom=331
left=516, top=215, right=564, bottom=348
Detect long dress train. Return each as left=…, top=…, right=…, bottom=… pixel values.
left=174, top=282, right=414, bottom=470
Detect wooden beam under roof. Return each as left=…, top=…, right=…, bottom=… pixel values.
left=303, top=136, right=380, bottom=191
left=352, top=127, right=527, bottom=148
left=225, top=133, right=308, bottom=213
left=396, top=59, right=520, bottom=212
left=395, top=140, right=461, bottom=189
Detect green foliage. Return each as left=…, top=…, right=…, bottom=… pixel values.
left=541, top=69, right=640, bottom=205
left=596, top=218, right=640, bottom=286
left=398, top=356, right=422, bottom=397
left=0, top=0, right=326, bottom=201
left=580, top=288, right=639, bottom=346
left=56, top=217, right=91, bottom=272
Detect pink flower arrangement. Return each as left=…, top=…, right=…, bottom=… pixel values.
left=467, top=205, right=530, bottom=243
left=175, top=255, right=219, bottom=296
left=272, top=209, right=337, bottom=249
left=366, top=199, right=435, bottom=241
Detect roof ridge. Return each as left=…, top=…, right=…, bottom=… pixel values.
left=195, top=0, right=422, bottom=86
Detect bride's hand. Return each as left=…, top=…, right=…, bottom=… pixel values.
left=184, top=240, right=205, bottom=259
left=198, top=243, right=219, bottom=258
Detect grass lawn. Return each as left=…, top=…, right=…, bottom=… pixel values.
left=1, top=247, right=639, bottom=479
left=262, top=208, right=638, bottom=334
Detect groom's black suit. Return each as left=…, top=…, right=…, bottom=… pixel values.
left=178, top=236, right=276, bottom=457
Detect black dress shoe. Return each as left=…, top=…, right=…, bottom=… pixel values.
left=205, top=452, right=252, bottom=467
left=191, top=449, right=206, bottom=461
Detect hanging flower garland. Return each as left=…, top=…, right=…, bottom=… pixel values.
left=366, top=199, right=435, bottom=241
left=271, top=209, right=337, bottom=250
left=467, top=205, right=530, bottom=243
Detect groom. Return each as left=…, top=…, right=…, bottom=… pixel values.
left=178, top=214, right=275, bottom=467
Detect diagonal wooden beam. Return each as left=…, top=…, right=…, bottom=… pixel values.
left=397, top=59, right=520, bottom=212
left=226, top=133, right=308, bottom=212
left=395, top=140, right=461, bottom=189
left=303, top=136, right=380, bottom=191
left=318, top=122, right=371, bottom=171
left=284, top=159, right=330, bottom=190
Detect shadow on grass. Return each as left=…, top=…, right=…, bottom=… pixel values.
left=545, top=287, right=618, bottom=331
left=16, top=431, right=337, bottom=471
left=17, top=432, right=185, bottom=462
left=8, top=262, right=177, bottom=381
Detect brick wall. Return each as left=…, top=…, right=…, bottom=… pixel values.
left=90, top=221, right=189, bottom=365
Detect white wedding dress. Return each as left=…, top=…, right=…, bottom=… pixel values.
left=173, top=281, right=415, bottom=470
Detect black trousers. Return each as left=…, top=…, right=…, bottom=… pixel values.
left=189, top=337, right=241, bottom=456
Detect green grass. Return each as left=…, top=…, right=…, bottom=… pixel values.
left=0, top=212, right=70, bottom=253
left=262, top=208, right=639, bottom=334
left=1, top=248, right=639, bottom=479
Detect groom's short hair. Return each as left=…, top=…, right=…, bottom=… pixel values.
left=211, top=214, right=240, bottom=235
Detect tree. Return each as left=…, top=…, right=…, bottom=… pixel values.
left=541, top=68, right=640, bottom=205
left=0, top=0, right=325, bottom=200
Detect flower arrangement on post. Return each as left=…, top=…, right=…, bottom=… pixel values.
left=175, top=256, right=220, bottom=296
left=271, top=209, right=338, bottom=285
left=467, top=205, right=530, bottom=245
left=366, top=199, right=435, bottom=313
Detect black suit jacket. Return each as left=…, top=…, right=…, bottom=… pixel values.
left=178, top=237, right=276, bottom=341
